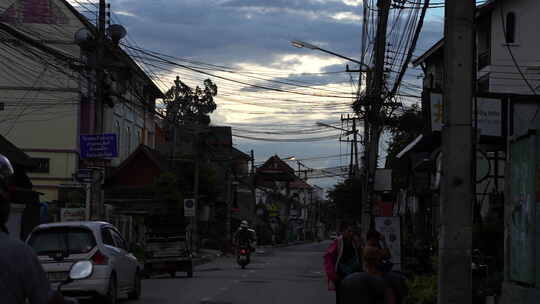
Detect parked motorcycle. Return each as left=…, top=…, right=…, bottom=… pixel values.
left=48, top=261, right=93, bottom=304
left=237, top=246, right=251, bottom=269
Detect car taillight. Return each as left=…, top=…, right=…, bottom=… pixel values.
left=91, top=250, right=108, bottom=265
left=240, top=249, right=247, bottom=254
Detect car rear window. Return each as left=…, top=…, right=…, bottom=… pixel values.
left=28, top=227, right=96, bottom=255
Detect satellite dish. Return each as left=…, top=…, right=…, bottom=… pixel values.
left=74, top=28, right=94, bottom=48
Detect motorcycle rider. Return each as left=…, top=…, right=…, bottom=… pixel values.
left=0, top=154, right=54, bottom=304
left=233, top=220, right=256, bottom=252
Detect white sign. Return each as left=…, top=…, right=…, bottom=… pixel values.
left=430, top=93, right=502, bottom=136
left=476, top=97, right=502, bottom=137
left=184, top=199, right=196, bottom=217
left=60, top=208, right=85, bottom=222
left=374, top=216, right=402, bottom=271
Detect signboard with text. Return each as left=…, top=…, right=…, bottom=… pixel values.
left=80, top=134, right=118, bottom=159
left=73, top=169, right=93, bottom=183
left=429, top=93, right=503, bottom=137
left=184, top=199, right=196, bottom=217
left=374, top=217, right=402, bottom=271
left=476, top=97, right=502, bottom=137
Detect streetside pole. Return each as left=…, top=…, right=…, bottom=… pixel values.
left=193, top=131, right=200, bottom=252
left=352, top=117, right=359, bottom=175
left=361, top=0, right=391, bottom=235
left=225, top=169, right=232, bottom=253
left=91, top=0, right=106, bottom=220
left=439, top=1, right=474, bottom=303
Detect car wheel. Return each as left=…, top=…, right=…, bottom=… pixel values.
left=105, top=275, right=118, bottom=304
left=169, top=271, right=176, bottom=278
left=128, top=271, right=141, bottom=300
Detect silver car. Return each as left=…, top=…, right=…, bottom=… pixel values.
left=26, top=221, right=142, bottom=304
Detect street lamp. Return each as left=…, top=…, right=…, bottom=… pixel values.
left=291, top=40, right=370, bottom=70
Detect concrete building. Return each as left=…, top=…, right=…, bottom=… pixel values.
left=0, top=0, right=162, bottom=201
left=411, top=1, right=540, bottom=302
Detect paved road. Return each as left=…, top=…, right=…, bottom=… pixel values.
left=126, top=241, right=334, bottom=304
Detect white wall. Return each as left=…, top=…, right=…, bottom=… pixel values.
left=488, top=0, right=540, bottom=95
left=108, top=94, right=156, bottom=167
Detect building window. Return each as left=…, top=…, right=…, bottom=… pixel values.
left=28, top=158, right=50, bottom=173
left=505, top=12, right=516, bottom=43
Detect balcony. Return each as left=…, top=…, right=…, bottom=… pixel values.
left=478, top=50, right=491, bottom=71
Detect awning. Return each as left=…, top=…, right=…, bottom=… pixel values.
left=396, top=132, right=441, bottom=159
left=397, top=135, right=424, bottom=159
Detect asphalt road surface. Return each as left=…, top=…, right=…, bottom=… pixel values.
left=126, top=241, right=334, bottom=304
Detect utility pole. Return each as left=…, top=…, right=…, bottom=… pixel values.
left=250, top=150, right=255, bottom=175
left=192, top=131, right=200, bottom=252
left=225, top=169, right=232, bottom=253
left=89, top=0, right=107, bottom=220
left=361, top=0, right=391, bottom=234
left=341, top=115, right=360, bottom=177
left=96, top=0, right=105, bottom=135
left=352, top=118, right=358, bottom=175
left=439, top=1, right=474, bottom=303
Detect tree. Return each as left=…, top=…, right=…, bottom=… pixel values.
left=385, top=104, right=424, bottom=166
left=154, top=171, right=183, bottom=206
left=327, top=178, right=363, bottom=223
left=164, top=76, right=218, bottom=125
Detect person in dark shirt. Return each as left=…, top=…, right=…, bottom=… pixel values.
left=0, top=154, right=52, bottom=304
left=340, top=246, right=407, bottom=304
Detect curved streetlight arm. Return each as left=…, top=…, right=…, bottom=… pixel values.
left=316, top=122, right=365, bottom=139
left=316, top=122, right=355, bottom=136
left=291, top=40, right=369, bottom=70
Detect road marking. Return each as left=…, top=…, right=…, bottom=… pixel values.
left=249, top=270, right=255, bottom=273
left=241, top=274, right=248, bottom=278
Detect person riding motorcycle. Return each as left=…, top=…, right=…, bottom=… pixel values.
left=0, top=154, right=56, bottom=304
left=233, top=220, right=256, bottom=251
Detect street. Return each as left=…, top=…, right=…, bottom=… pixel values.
left=127, top=242, right=333, bottom=304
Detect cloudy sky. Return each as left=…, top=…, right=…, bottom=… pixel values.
left=74, top=0, right=450, bottom=192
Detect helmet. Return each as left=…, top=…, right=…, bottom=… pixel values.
left=240, top=220, right=248, bottom=228
left=0, top=154, right=14, bottom=225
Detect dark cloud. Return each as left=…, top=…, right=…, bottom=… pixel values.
left=113, top=0, right=363, bottom=67
left=106, top=0, right=444, bottom=190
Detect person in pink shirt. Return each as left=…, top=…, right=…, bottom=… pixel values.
left=323, top=222, right=364, bottom=304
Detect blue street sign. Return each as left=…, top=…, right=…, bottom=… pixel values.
left=80, top=134, right=118, bottom=159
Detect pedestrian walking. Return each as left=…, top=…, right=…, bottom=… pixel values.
left=323, top=222, right=363, bottom=304
left=340, top=246, right=408, bottom=304
left=365, top=229, right=392, bottom=272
